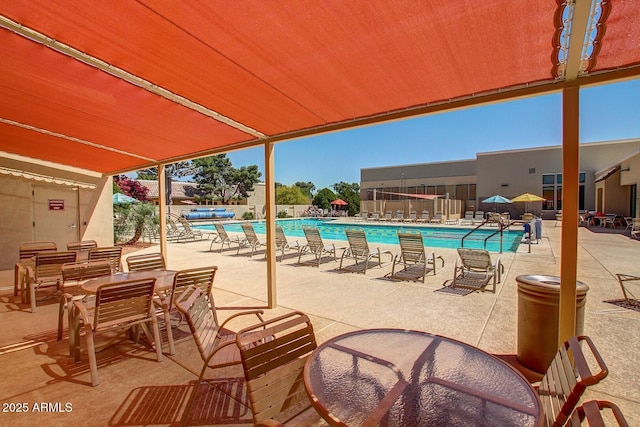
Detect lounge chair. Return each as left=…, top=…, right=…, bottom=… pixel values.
left=271, top=224, right=301, bottom=261
left=474, top=210, right=485, bottom=223
left=24, top=251, right=77, bottom=313
left=165, top=214, right=185, bottom=241
left=354, top=210, right=368, bottom=221
left=536, top=335, right=609, bottom=427
left=429, top=212, right=443, bottom=224
left=390, top=210, right=404, bottom=222
left=339, top=228, right=393, bottom=274
left=403, top=211, right=417, bottom=222
left=69, top=277, right=163, bottom=386
left=390, top=232, right=444, bottom=282
left=459, top=211, right=474, bottom=225
left=369, top=212, right=381, bottom=221
left=451, top=248, right=503, bottom=293
left=415, top=210, right=430, bottom=223
left=239, top=222, right=266, bottom=256
left=298, top=226, right=338, bottom=267
left=15, top=240, right=57, bottom=297
left=235, top=311, right=321, bottom=426
left=209, top=222, right=245, bottom=252
left=379, top=211, right=393, bottom=221
left=176, top=287, right=265, bottom=426
left=173, top=214, right=206, bottom=242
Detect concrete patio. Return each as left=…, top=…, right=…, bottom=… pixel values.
left=1, top=220, right=639, bottom=426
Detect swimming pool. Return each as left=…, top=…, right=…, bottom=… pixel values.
left=195, top=218, right=524, bottom=253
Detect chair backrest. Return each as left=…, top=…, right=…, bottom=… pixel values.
left=464, top=211, right=474, bottom=220
left=89, top=246, right=123, bottom=273
left=474, top=211, right=484, bottom=220
left=171, top=266, right=217, bottom=307
left=126, top=252, right=166, bottom=272
left=19, top=241, right=57, bottom=261
left=457, top=248, right=492, bottom=272
left=237, top=311, right=317, bottom=424
left=94, top=278, right=156, bottom=330
left=568, top=400, right=629, bottom=427
left=214, top=222, right=230, bottom=239
left=166, top=215, right=181, bottom=233
left=34, top=251, right=77, bottom=281
left=345, top=228, right=370, bottom=256
left=398, top=232, right=424, bottom=263
left=241, top=223, right=260, bottom=243
left=62, top=260, right=112, bottom=284
left=174, top=286, right=223, bottom=363
left=66, top=240, right=98, bottom=251
left=303, top=226, right=324, bottom=252
left=539, top=335, right=608, bottom=427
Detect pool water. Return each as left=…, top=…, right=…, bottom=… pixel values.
left=195, top=218, right=523, bottom=253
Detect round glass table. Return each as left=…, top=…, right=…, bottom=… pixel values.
left=304, top=329, right=541, bottom=426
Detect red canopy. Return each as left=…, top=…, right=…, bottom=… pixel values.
left=331, top=199, right=348, bottom=206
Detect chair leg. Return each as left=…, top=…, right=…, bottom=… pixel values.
left=84, top=326, right=100, bottom=386
left=29, top=281, right=37, bottom=313
left=57, top=294, right=68, bottom=340
left=162, top=308, right=176, bottom=355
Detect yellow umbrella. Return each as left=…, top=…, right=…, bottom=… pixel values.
left=511, top=192, right=546, bottom=213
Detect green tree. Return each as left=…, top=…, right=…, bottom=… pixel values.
left=276, top=185, right=309, bottom=204
left=114, top=202, right=158, bottom=245
left=333, top=181, right=361, bottom=216
left=192, top=155, right=261, bottom=203
left=312, top=188, right=336, bottom=212
left=294, top=181, right=316, bottom=199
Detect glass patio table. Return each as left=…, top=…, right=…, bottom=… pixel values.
left=304, top=329, right=541, bottom=427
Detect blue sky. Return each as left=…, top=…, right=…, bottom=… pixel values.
left=224, top=78, right=640, bottom=191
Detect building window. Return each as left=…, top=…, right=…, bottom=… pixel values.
left=542, top=172, right=584, bottom=210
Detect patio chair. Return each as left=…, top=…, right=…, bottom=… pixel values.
left=57, top=260, right=112, bottom=340
left=339, top=228, right=393, bottom=274
left=272, top=224, right=301, bottom=261
left=415, top=210, right=430, bottom=223
left=623, top=216, right=634, bottom=233
left=69, top=277, right=163, bottom=386
left=66, top=240, right=98, bottom=251
left=88, top=246, right=123, bottom=273
left=239, top=222, right=266, bottom=256
left=176, top=287, right=265, bottom=426
left=14, top=240, right=57, bottom=296
left=369, top=212, right=381, bottom=221
left=568, top=400, right=629, bottom=427
left=24, top=251, right=77, bottom=313
left=355, top=210, right=368, bottom=221
left=536, top=335, right=609, bottom=427
left=298, top=226, right=338, bottom=267
left=209, top=222, right=245, bottom=253
left=390, top=210, right=404, bottom=222
left=236, top=311, right=321, bottom=426
left=165, top=214, right=186, bottom=241
left=379, top=211, right=393, bottom=221
left=459, top=211, right=474, bottom=225
left=473, top=210, right=485, bottom=223
left=451, top=248, right=503, bottom=293
left=126, top=252, right=166, bottom=272
left=429, top=212, right=443, bottom=224
left=390, top=232, right=444, bottom=283
left=555, top=211, right=562, bottom=227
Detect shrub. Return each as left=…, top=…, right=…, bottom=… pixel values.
left=242, top=211, right=255, bottom=220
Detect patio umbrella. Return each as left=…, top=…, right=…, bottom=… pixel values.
left=331, top=198, right=348, bottom=206
left=112, top=193, right=138, bottom=204
left=511, top=193, right=546, bottom=213
left=482, top=194, right=511, bottom=212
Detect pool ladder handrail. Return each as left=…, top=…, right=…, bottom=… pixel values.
left=461, top=219, right=510, bottom=253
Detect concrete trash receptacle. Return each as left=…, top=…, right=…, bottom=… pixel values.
left=516, top=275, right=589, bottom=373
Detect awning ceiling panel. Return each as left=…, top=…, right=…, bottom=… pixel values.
left=1, top=1, right=640, bottom=176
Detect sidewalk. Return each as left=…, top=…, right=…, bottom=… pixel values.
left=0, top=220, right=638, bottom=425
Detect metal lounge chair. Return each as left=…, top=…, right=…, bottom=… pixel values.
left=340, top=228, right=393, bottom=274
left=271, top=224, right=301, bottom=261
left=459, top=211, right=474, bottom=225
left=174, top=214, right=206, bottom=242
left=235, top=311, right=320, bottom=427
left=403, top=211, right=417, bottom=222
left=298, top=226, right=338, bottom=267
left=536, top=335, right=609, bottom=427
left=69, top=277, right=163, bottom=386
left=474, top=210, right=485, bottom=223
left=24, top=251, right=77, bottom=313
left=176, top=287, right=265, bottom=427
left=451, top=248, right=503, bottom=293
left=390, top=231, right=444, bottom=282
left=14, top=241, right=57, bottom=296
left=415, top=210, right=430, bottom=223
left=429, top=211, right=443, bottom=224
left=239, top=222, right=266, bottom=256
left=209, top=222, right=245, bottom=252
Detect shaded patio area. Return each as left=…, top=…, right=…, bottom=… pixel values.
left=1, top=219, right=639, bottom=425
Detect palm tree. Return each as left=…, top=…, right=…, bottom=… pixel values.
left=117, top=202, right=158, bottom=245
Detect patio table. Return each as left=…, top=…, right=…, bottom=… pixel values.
left=304, top=329, right=541, bottom=427
left=80, top=270, right=176, bottom=294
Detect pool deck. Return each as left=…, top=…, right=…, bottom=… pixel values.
left=1, top=219, right=639, bottom=425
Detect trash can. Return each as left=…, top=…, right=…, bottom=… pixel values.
left=516, top=275, right=589, bottom=374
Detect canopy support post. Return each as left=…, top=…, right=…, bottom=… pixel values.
left=158, top=164, right=168, bottom=261
left=264, top=142, right=277, bottom=308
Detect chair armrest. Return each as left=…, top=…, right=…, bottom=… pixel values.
left=72, top=299, right=92, bottom=324
left=218, top=310, right=265, bottom=331
left=255, top=420, right=285, bottom=427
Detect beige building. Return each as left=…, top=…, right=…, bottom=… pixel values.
left=361, top=139, right=640, bottom=218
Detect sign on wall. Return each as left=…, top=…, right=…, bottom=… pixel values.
left=48, top=199, right=65, bottom=210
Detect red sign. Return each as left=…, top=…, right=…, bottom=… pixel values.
left=48, top=199, right=65, bottom=210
